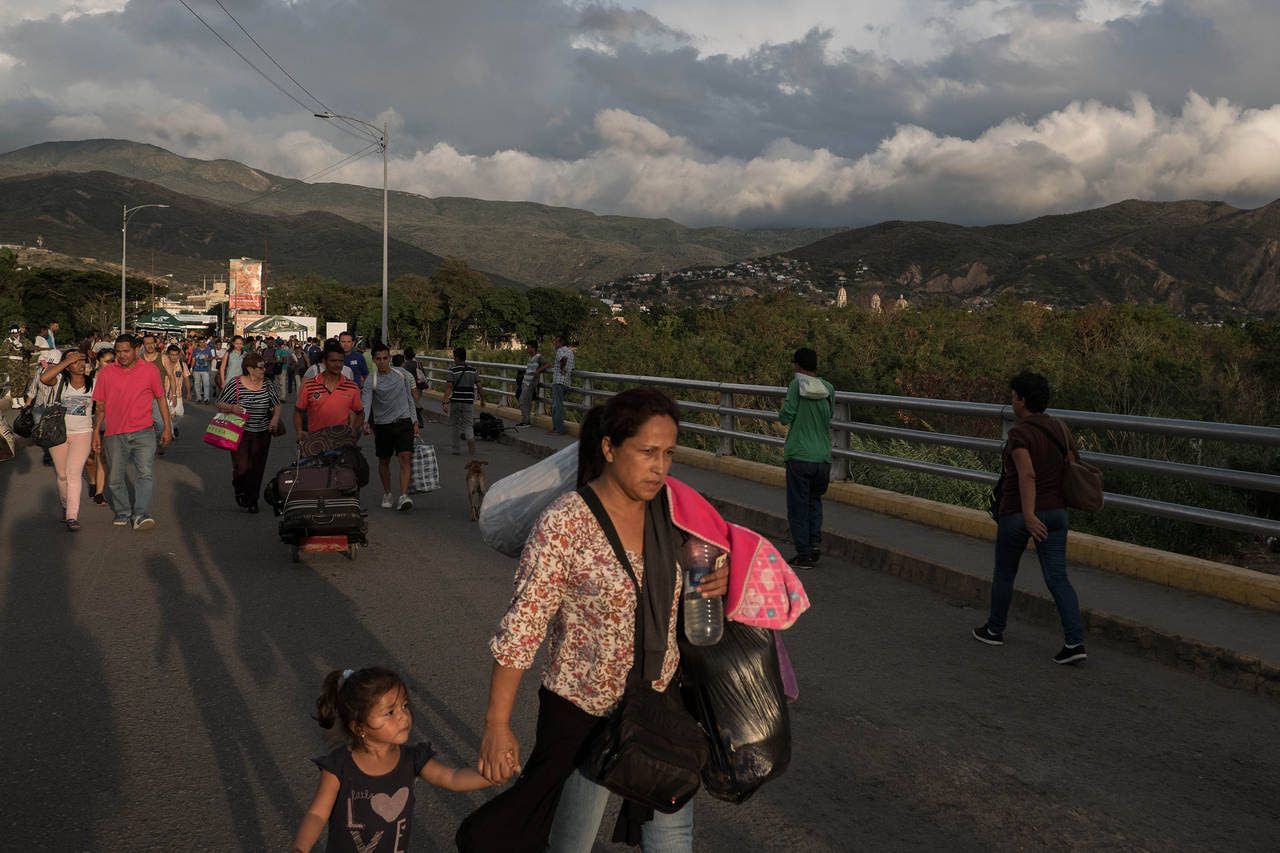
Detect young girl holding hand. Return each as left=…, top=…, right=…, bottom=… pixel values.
left=291, top=667, right=493, bottom=853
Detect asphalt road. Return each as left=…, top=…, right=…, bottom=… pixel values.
left=1, top=399, right=1277, bottom=851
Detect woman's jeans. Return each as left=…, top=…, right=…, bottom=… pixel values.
left=986, top=509, right=1083, bottom=645
left=546, top=768, right=693, bottom=852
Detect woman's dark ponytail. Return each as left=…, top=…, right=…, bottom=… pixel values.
left=577, top=405, right=608, bottom=487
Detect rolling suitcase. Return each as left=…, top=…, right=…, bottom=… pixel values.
left=279, top=496, right=367, bottom=545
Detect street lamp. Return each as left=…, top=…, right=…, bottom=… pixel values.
left=121, top=203, right=169, bottom=333
left=152, top=273, right=174, bottom=311
left=315, top=112, right=388, bottom=344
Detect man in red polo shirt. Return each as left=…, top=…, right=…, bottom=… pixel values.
left=294, top=341, right=364, bottom=438
left=92, top=334, right=172, bottom=530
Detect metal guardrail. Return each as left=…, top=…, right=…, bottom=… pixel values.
left=418, top=356, right=1280, bottom=538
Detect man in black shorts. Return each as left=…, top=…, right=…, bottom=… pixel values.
left=361, top=343, right=421, bottom=510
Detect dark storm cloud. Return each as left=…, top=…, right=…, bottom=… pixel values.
left=2, top=1, right=1280, bottom=226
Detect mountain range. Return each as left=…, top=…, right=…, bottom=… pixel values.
left=1, top=139, right=1278, bottom=317
left=0, top=139, right=838, bottom=289
left=788, top=199, right=1280, bottom=317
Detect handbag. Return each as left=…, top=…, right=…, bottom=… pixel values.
left=0, top=402, right=16, bottom=461
left=1027, top=420, right=1104, bottom=511
left=408, top=437, right=440, bottom=494
left=32, top=378, right=67, bottom=448
left=12, top=401, right=36, bottom=438
left=577, top=487, right=708, bottom=815
left=203, top=380, right=246, bottom=451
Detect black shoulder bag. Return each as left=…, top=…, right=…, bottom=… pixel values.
left=577, top=486, right=708, bottom=816
left=32, top=377, right=68, bottom=448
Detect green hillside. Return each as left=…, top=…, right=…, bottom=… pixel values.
left=0, top=170, right=488, bottom=288
left=0, top=139, right=840, bottom=288
left=786, top=199, right=1280, bottom=316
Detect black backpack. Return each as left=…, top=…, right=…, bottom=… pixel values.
left=474, top=411, right=505, bottom=440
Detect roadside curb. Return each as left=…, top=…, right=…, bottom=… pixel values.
left=434, top=401, right=1280, bottom=697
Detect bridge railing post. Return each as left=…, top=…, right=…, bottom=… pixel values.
left=718, top=390, right=735, bottom=457
left=582, top=376, right=594, bottom=412
left=832, top=400, right=850, bottom=480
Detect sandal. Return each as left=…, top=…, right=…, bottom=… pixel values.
left=66, top=518, right=81, bottom=532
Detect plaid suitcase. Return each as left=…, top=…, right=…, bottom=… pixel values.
left=279, top=496, right=367, bottom=544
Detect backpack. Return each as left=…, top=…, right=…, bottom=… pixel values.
left=474, top=411, right=506, bottom=440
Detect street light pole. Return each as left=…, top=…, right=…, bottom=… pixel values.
left=315, top=113, right=389, bottom=344
left=121, top=203, right=169, bottom=333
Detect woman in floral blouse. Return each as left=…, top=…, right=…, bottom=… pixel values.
left=469, top=388, right=728, bottom=852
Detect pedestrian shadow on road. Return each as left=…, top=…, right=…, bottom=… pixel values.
left=0, top=508, right=122, bottom=848
left=147, top=553, right=299, bottom=849
left=155, top=437, right=491, bottom=838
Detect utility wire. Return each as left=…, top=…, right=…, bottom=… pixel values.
left=172, top=0, right=374, bottom=146
left=232, top=141, right=382, bottom=209
left=209, top=0, right=381, bottom=144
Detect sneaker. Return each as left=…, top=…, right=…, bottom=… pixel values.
left=397, top=494, right=413, bottom=511
left=132, top=515, right=155, bottom=531
left=65, top=518, right=81, bottom=532
left=92, top=492, right=107, bottom=506
left=112, top=513, right=131, bottom=526
left=790, top=553, right=817, bottom=568
left=811, top=548, right=822, bottom=560
left=515, top=421, right=530, bottom=426
left=972, top=625, right=1004, bottom=646
left=380, top=492, right=394, bottom=509
left=1053, top=644, right=1087, bottom=664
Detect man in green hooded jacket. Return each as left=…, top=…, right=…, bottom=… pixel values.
left=779, top=346, right=835, bottom=567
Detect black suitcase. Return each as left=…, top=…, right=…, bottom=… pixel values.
left=279, top=496, right=367, bottom=545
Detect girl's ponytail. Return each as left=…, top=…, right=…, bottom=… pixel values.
left=314, top=669, right=343, bottom=729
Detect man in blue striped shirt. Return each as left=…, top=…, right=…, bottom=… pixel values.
left=442, top=346, right=485, bottom=456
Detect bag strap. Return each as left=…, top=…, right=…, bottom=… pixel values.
left=1025, top=419, right=1071, bottom=459
left=578, top=485, right=646, bottom=687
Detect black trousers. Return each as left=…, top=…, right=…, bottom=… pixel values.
left=230, top=430, right=272, bottom=508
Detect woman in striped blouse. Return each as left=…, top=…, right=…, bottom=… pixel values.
left=215, top=352, right=282, bottom=513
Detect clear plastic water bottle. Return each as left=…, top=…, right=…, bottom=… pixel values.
left=682, top=538, right=724, bottom=646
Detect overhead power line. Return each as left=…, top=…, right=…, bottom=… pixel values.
left=209, top=0, right=381, bottom=144
left=172, top=0, right=376, bottom=146
left=232, top=141, right=382, bottom=209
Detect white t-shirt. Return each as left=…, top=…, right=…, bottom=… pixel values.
left=58, top=379, right=95, bottom=434
left=302, top=363, right=354, bottom=382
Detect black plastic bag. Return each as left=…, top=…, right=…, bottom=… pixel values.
left=678, top=621, right=791, bottom=804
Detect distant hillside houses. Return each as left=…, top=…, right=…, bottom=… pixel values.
left=591, top=255, right=847, bottom=311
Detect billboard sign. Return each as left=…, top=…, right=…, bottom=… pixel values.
left=229, top=258, right=263, bottom=311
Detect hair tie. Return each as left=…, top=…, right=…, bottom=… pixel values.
left=339, top=668, right=355, bottom=687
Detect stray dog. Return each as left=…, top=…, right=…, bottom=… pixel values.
left=465, top=459, right=489, bottom=521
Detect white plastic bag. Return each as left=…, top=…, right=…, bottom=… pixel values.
left=479, top=442, right=578, bottom=557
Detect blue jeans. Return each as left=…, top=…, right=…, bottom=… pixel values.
left=986, top=509, right=1083, bottom=645
left=551, top=383, right=567, bottom=433
left=104, top=428, right=157, bottom=519
left=192, top=370, right=211, bottom=401
left=546, top=769, right=693, bottom=852
left=785, top=459, right=830, bottom=559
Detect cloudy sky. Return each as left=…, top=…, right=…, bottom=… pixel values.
left=3, top=0, right=1280, bottom=227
